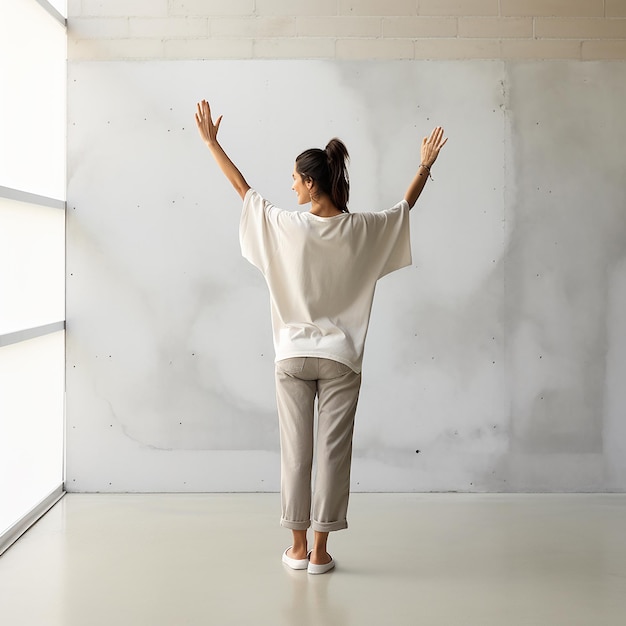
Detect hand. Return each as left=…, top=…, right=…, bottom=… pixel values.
left=195, top=99, right=222, bottom=147
left=421, top=126, right=447, bottom=168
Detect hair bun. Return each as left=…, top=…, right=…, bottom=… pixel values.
left=325, top=138, right=349, bottom=163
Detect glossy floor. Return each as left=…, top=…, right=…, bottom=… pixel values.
left=1, top=493, right=625, bottom=625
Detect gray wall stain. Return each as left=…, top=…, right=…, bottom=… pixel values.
left=504, top=62, right=626, bottom=463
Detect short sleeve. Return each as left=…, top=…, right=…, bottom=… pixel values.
left=239, top=189, right=282, bottom=273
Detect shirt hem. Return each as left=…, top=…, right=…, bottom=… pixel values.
left=275, top=352, right=361, bottom=374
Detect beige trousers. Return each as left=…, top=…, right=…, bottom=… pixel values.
left=275, top=357, right=362, bottom=532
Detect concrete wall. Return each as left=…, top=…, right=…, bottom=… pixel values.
left=65, top=2, right=626, bottom=492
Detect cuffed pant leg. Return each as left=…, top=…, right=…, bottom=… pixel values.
left=275, top=358, right=317, bottom=530
left=312, top=360, right=361, bottom=533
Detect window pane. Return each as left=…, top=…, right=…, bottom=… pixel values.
left=0, top=0, right=66, bottom=199
left=0, top=197, right=65, bottom=335
left=0, top=331, right=65, bottom=536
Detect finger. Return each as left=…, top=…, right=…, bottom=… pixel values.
left=196, top=102, right=202, bottom=119
left=199, top=100, right=207, bottom=121
left=215, top=115, right=223, bottom=132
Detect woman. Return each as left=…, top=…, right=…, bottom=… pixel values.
left=195, top=100, right=447, bottom=574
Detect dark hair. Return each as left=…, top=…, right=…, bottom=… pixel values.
left=295, top=138, right=350, bottom=213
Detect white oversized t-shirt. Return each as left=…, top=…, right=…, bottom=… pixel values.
left=240, top=189, right=412, bottom=373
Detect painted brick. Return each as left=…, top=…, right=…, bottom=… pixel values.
left=414, top=38, right=501, bottom=59
left=67, top=0, right=82, bottom=17
left=339, top=0, right=417, bottom=16
left=130, top=18, right=208, bottom=39
left=251, top=16, right=297, bottom=38
left=164, top=38, right=254, bottom=59
left=209, top=17, right=251, bottom=37
left=458, top=17, right=533, bottom=38
left=68, top=38, right=165, bottom=60
left=500, top=0, right=603, bottom=18
left=68, top=18, right=129, bottom=39
left=253, top=37, right=336, bottom=58
left=383, top=17, right=457, bottom=38
left=582, top=39, right=626, bottom=59
left=418, top=0, right=498, bottom=17
left=536, top=18, right=626, bottom=39
left=169, top=0, right=254, bottom=17
left=607, top=0, right=626, bottom=18
left=501, top=39, right=582, bottom=59
left=256, top=0, right=337, bottom=16
left=210, top=17, right=296, bottom=38
left=336, top=38, right=415, bottom=59
left=81, top=0, right=167, bottom=18
left=296, top=16, right=381, bottom=38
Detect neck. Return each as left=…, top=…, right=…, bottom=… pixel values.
left=309, top=194, right=343, bottom=218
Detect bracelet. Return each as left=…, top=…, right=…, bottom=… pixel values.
left=420, top=163, right=434, bottom=181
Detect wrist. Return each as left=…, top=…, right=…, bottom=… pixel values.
left=419, top=163, right=434, bottom=181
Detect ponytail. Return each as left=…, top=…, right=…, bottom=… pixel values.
left=325, top=138, right=350, bottom=213
left=295, top=138, right=350, bottom=212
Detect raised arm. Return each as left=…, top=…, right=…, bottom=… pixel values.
left=195, top=100, right=250, bottom=200
left=404, top=126, right=447, bottom=210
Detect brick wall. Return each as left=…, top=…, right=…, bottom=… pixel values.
left=67, top=0, right=626, bottom=60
